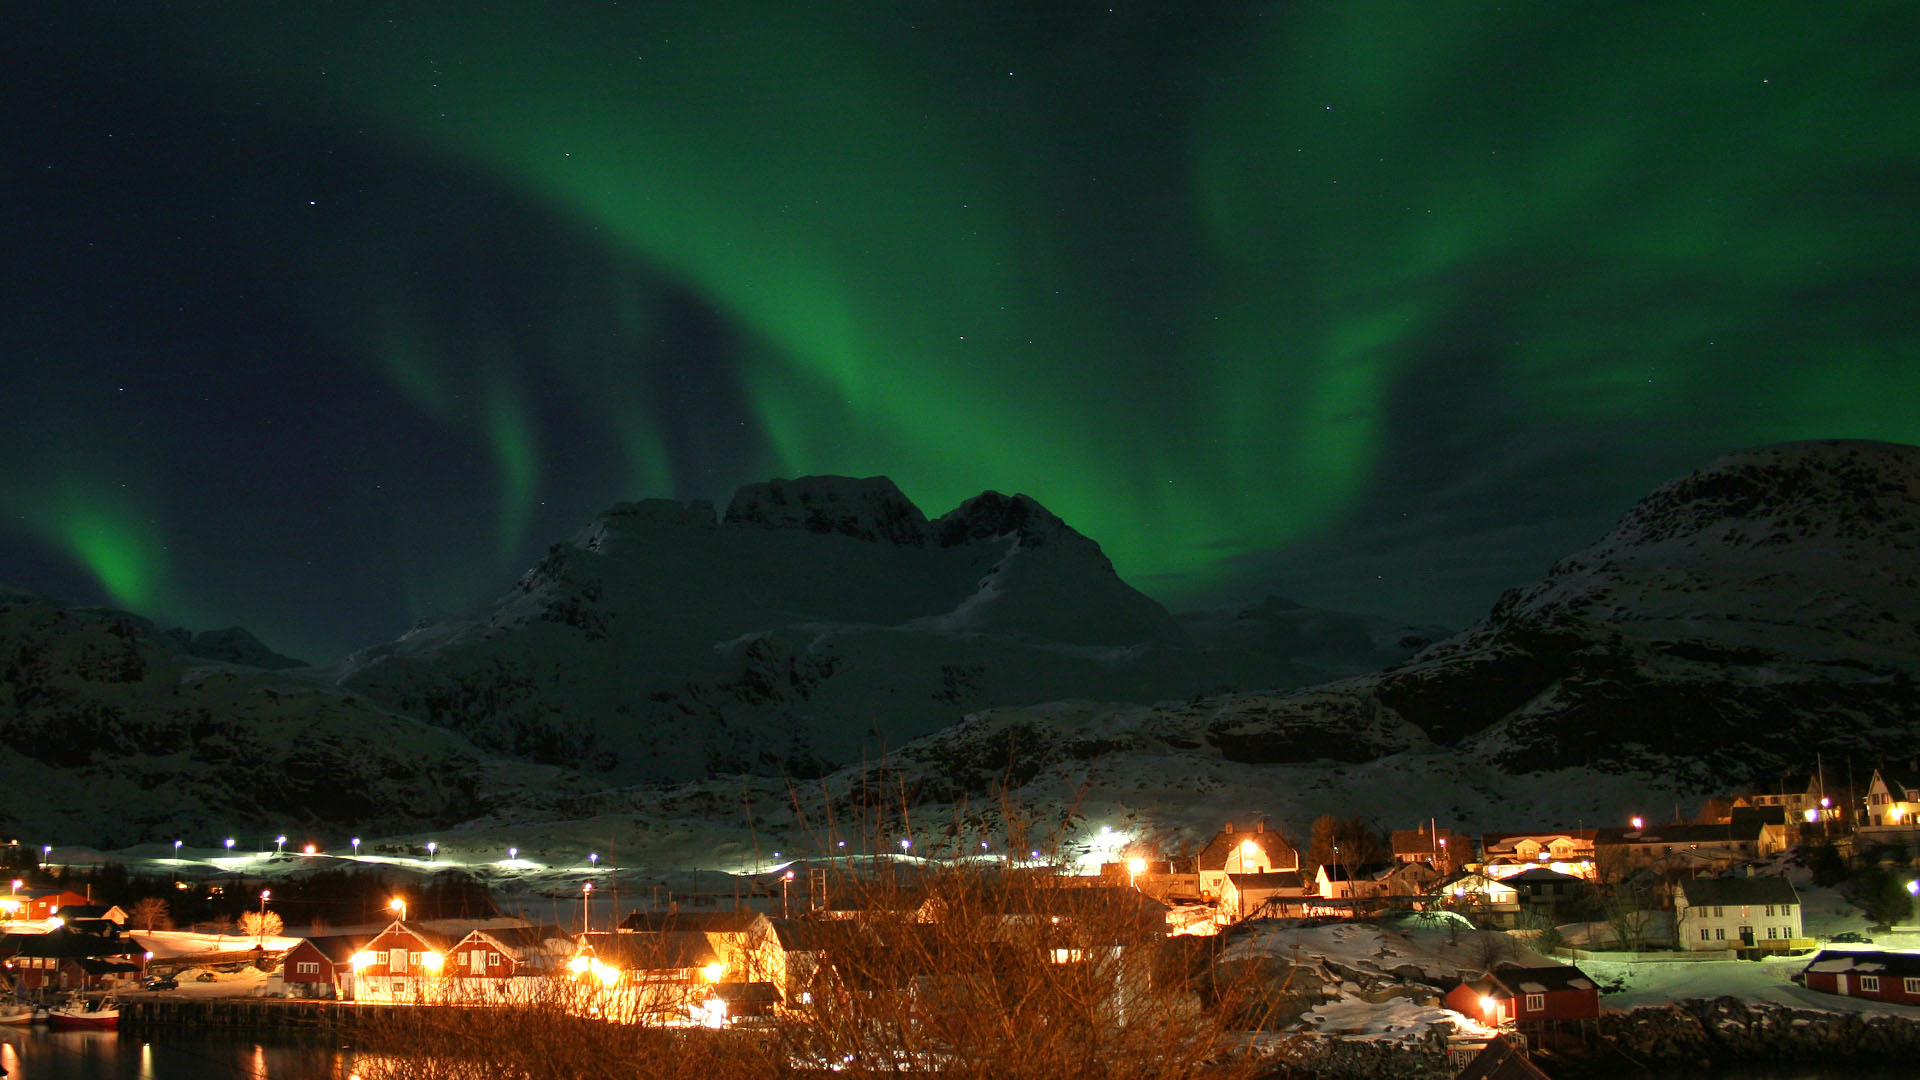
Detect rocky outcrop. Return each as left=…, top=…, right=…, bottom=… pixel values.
left=1597, top=996, right=1920, bottom=1067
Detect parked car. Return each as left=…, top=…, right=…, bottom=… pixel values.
left=143, top=976, right=179, bottom=991
left=1830, top=931, right=1873, bottom=944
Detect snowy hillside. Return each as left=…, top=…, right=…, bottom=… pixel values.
left=0, top=590, right=555, bottom=846
left=1181, top=441, right=1920, bottom=786
left=327, top=476, right=1425, bottom=784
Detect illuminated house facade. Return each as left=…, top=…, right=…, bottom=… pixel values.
left=349, top=921, right=458, bottom=1002
left=1674, top=877, right=1806, bottom=952
left=1196, top=822, right=1299, bottom=901
left=445, top=924, right=572, bottom=1002
left=1479, top=832, right=1597, bottom=881
left=1444, top=963, right=1599, bottom=1029
left=1863, top=768, right=1920, bottom=827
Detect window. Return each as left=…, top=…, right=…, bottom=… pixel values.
left=1766, top=927, right=1777, bottom=939
left=1781, top=904, right=1792, bottom=917
left=1699, top=929, right=1711, bottom=941
left=1903, top=978, right=1920, bottom=995
left=488, top=952, right=501, bottom=967
left=1715, top=928, right=1725, bottom=941
left=1713, top=906, right=1724, bottom=918
left=1860, top=976, right=1881, bottom=993
left=1524, top=993, right=1545, bottom=1013
left=1764, top=905, right=1774, bottom=917
left=296, top=961, right=319, bottom=975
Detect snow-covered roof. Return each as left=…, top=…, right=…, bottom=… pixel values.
left=1677, top=875, right=1799, bottom=907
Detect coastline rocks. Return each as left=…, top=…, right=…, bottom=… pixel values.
left=1598, top=996, right=1920, bottom=1066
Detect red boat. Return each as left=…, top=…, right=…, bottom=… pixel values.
left=46, top=995, right=119, bottom=1029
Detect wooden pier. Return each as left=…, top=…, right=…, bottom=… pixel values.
left=120, top=996, right=374, bottom=1033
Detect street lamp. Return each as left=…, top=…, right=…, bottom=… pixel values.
left=588, top=852, right=598, bottom=869
left=782, top=870, right=795, bottom=918
left=1127, top=857, right=1147, bottom=889
left=900, top=838, right=912, bottom=853
left=173, top=839, right=183, bottom=859
left=426, top=841, right=437, bottom=861
left=351, top=837, right=361, bottom=858
left=224, top=837, right=234, bottom=855
left=275, top=835, right=287, bottom=856
left=389, top=897, right=407, bottom=923
left=257, top=890, right=271, bottom=944
left=508, top=847, right=518, bottom=862
left=582, top=882, right=593, bottom=934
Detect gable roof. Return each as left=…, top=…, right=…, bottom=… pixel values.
left=1485, top=962, right=1597, bottom=995
left=619, top=911, right=769, bottom=934
left=1872, top=767, right=1920, bottom=800
left=1802, top=950, right=1920, bottom=979
left=578, top=930, right=718, bottom=970
left=1503, top=868, right=1585, bottom=885
left=1225, top=871, right=1306, bottom=890
left=291, top=933, right=371, bottom=964
left=464, top=924, right=570, bottom=954
left=1677, top=876, right=1800, bottom=907
left=1196, top=824, right=1297, bottom=872
left=1391, top=827, right=1466, bottom=857
left=1596, top=821, right=1765, bottom=846
left=1456, top=1035, right=1551, bottom=1080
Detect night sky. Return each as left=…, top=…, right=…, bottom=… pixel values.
left=5, top=3, right=1917, bottom=663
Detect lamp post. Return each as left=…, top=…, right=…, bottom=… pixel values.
left=351, top=837, right=361, bottom=858
left=588, top=852, right=598, bottom=870
left=426, top=841, right=437, bottom=862
left=582, top=882, right=593, bottom=934
left=389, top=897, right=407, bottom=923
left=257, top=889, right=271, bottom=945
left=173, top=839, right=182, bottom=860
left=508, top=847, right=518, bottom=862
left=782, top=870, right=795, bottom=918
left=275, top=835, right=287, bottom=856
left=224, top=837, right=234, bottom=856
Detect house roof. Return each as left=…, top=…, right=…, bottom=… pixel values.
left=372, top=922, right=459, bottom=953
left=1480, top=831, right=1597, bottom=853
left=1, top=928, right=138, bottom=959
left=1596, top=822, right=1765, bottom=846
left=579, top=931, right=718, bottom=970
left=464, top=924, right=570, bottom=955
left=1390, top=827, right=1465, bottom=857
left=1502, top=868, right=1585, bottom=885
left=1456, top=1035, right=1551, bottom=1080
left=291, top=933, right=372, bottom=964
left=1874, top=767, right=1920, bottom=801
left=1484, top=962, right=1597, bottom=995
left=1802, top=950, right=1920, bottom=979
left=1196, top=824, right=1297, bottom=872
left=1677, top=876, right=1800, bottom=907
left=619, top=911, right=769, bottom=935
left=1226, top=871, right=1305, bottom=890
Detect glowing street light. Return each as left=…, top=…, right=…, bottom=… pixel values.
left=257, top=889, right=271, bottom=944
left=426, top=841, right=437, bottom=861
left=782, top=870, right=795, bottom=918
left=173, top=839, right=182, bottom=859
left=508, top=847, right=518, bottom=861
left=1630, top=816, right=1644, bottom=830
left=389, top=897, right=407, bottom=922
left=588, top=852, right=599, bottom=869
left=900, top=838, right=912, bottom=853
left=224, top=837, right=234, bottom=854
left=303, top=843, right=316, bottom=855
left=275, top=835, right=287, bottom=856
left=582, top=881, right=593, bottom=933
left=1127, top=857, right=1147, bottom=888
left=351, top=837, right=361, bottom=858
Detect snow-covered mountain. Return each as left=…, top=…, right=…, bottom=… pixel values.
left=329, top=476, right=1430, bottom=783
left=0, top=590, right=548, bottom=846
left=890, top=440, right=1920, bottom=833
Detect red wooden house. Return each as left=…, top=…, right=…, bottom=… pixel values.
left=349, top=920, right=458, bottom=1002
left=1799, top=950, right=1920, bottom=1005
left=445, top=924, right=571, bottom=1001
left=281, top=933, right=371, bottom=999
left=1444, top=963, right=1600, bottom=1029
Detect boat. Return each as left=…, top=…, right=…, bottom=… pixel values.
left=46, top=995, right=118, bottom=1029
left=0, top=1002, right=32, bottom=1024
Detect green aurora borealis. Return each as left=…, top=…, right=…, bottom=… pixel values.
left=5, top=2, right=1918, bottom=662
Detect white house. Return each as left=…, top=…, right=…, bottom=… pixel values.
left=1196, top=822, right=1299, bottom=901
left=1675, top=877, right=1806, bottom=952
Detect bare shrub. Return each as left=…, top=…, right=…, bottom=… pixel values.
left=353, top=862, right=1274, bottom=1080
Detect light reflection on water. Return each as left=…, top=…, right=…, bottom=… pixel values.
left=1, top=1029, right=372, bottom=1079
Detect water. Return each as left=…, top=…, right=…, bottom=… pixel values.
left=0, top=1029, right=369, bottom=1079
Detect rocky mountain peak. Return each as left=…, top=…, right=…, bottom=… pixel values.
left=722, top=475, right=929, bottom=545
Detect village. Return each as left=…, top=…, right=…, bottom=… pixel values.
left=7, top=765, right=1920, bottom=1075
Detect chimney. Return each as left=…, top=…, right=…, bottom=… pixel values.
left=1256, top=821, right=1265, bottom=834
left=1224, top=823, right=1234, bottom=835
